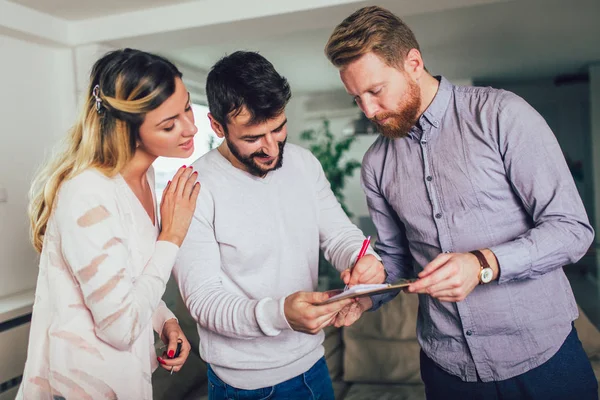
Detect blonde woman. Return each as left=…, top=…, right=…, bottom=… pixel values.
left=18, top=49, right=200, bottom=399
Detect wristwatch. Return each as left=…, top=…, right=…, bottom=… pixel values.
left=470, top=250, right=494, bottom=284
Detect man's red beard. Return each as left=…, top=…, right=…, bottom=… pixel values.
left=371, top=79, right=421, bottom=139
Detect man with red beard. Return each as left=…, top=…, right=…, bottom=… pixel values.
left=325, top=6, right=597, bottom=400
left=174, top=51, right=385, bottom=399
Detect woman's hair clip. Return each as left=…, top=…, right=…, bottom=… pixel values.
left=92, top=85, right=103, bottom=114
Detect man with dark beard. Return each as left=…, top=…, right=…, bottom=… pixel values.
left=174, top=51, right=385, bottom=399
left=325, top=6, right=597, bottom=400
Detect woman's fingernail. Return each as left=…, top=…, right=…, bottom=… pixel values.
left=182, top=165, right=186, bottom=168
left=168, top=350, right=175, bottom=358
left=157, top=357, right=166, bottom=365
left=167, top=180, right=171, bottom=184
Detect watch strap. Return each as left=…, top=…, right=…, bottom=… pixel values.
left=470, top=250, right=490, bottom=284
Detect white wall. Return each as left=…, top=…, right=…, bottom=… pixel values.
left=0, top=34, right=76, bottom=298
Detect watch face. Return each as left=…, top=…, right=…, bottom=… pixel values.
left=481, top=268, right=494, bottom=283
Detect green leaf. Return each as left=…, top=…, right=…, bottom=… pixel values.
left=299, top=119, right=360, bottom=218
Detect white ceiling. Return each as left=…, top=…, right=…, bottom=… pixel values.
left=7, top=0, right=199, bottom=20
left=157, top=0, right=600, bottom=94
left=6, top=0, right=600, bottom=95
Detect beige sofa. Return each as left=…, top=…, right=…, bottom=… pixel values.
left=153, top=292, right=600, bottom=400
left=324, top=293, right=425, bottom=400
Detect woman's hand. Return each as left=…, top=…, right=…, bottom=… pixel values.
left=157, top=319, right=192, bottom=374
left=158, top=166, right=200, bottom=247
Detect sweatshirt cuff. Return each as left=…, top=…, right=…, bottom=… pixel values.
left=489, top=241, right=532, bottom=283
left=255, top=297, right=292, bottom=336
left=152, top=240, right=180, bottom=282
left=152, top=301, right=178, bottom=335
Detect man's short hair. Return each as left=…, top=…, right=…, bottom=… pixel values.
left=206, top=51, right=292, bottom=130
left=325, top=6, right=421, bottom=69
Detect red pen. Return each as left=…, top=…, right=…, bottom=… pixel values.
left=356, top=236, right=371, bottom=261
left=345, top=236, right=371, bottom=290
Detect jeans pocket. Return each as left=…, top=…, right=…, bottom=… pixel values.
left=238, top=386, right=274, bottom=400
left=207, top=366, right=228, bottom=400
left=302, top=358, right=334, bottom=400
left=208, top=381, right=225, bottom=400
left=302, top=372, right=334, bottom=400
left=255, top=386, right=275, bottom=400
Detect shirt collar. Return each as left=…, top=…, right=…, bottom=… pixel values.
left=408, top=76, right=453, bottom=139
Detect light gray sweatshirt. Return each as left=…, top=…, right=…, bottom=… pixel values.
left=174, top=144, right=376, bottom=389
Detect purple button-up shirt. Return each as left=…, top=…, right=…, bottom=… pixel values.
left=363, top=77, right=594, bottom=382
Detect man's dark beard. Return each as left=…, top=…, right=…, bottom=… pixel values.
left=227, top=137, right=286, bottom=177
left=371, top=79, right=421, bottom=139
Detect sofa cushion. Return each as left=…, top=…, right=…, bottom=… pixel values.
left=343, top=293, right=421, bottom=384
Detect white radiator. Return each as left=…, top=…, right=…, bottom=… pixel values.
left=0, top=290, right=34, bottom=400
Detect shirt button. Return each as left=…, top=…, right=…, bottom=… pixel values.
left=435, top=213, right=442, bottom=219
left=466, top=330, right=473, bottom=336
left=421, top=140, right=427, bottom=145
left=426, top=176, right=433, bottom=181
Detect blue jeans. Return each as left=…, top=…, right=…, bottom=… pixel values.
left=420, top=324, right=598, bottom=400
left=207, top=357, right=335, bottom=400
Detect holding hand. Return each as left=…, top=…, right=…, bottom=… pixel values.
left=159, top=165, right=201, bottom=247
left=408, top=250, right=498, bottom=302
left=157, top=319, right=192, bottom=374
left=332, top=254, right=385, bottom=328
left=333, top=297, right=372, bottom=328
left=341, top=254, right=386, bottom=287
left=284, top=291, right=354, bottom=334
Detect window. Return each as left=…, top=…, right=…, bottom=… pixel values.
left=153, top=103, right=223, bottom=203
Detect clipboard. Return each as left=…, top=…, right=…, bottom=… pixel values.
left=318, top=279, right=417, bottom=305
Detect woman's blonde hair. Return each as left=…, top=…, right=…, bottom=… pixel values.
left=29, top=48, right=182, bottom=252
left=325, top=6, right=421, bottom=68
